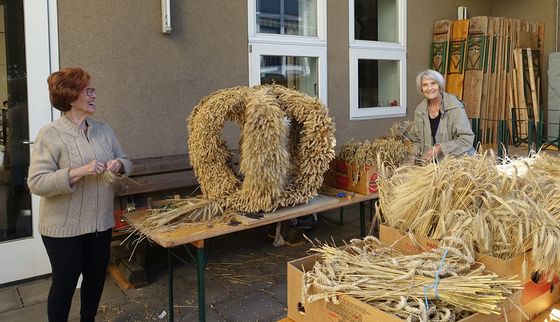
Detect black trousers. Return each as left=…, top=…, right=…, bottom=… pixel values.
left=42, top=228, right=112, bottom=322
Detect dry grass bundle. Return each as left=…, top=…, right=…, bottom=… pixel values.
left=102, top=171, right=139, bottom=185
left=123, top=198, right=230, bottom=257
left=338, top=138, right=413, bottom=172
left=102, top=171, right=117, bottom=184
left=302, top=236, right=521, bottom=321
left=389, top=120, right=414, bottom=140
left=520, top=153, right=560, bottom=219
left=378, top=151, right=560, bottom=276
left=141, top=85, right=335, bottom=231
left=337, top=133, right=413, bottom=187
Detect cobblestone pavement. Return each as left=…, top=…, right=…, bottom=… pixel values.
left=0, top=204, right=371, bottom=322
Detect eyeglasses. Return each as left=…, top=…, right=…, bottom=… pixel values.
left=83, top=87, right=96, bottom=97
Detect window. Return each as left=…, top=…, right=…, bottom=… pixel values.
left=256, top=0, right=318, bottom=36
left=349, top=0, right=407, bottom=120
left=248, top=0, right=327, bottom=104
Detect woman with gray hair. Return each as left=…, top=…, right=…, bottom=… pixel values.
left=411, top=69, right=475, bottom=162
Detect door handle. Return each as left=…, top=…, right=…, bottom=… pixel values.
left=21, top=140, right=34, bottom=145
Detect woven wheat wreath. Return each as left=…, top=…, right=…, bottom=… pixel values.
left=137, top=85, right=336, bottom=233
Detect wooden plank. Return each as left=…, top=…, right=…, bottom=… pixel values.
left=517, top=31, right=533, bottom=48
left=495, top=18, right=505, bottom=143
left=498, top=19, right=510, bottom=125
left=491, top=18, right=504, bottom=145
left=485, top=18, right=499, bottom=144
left=527, top=48, right=540, bottom=123
left=130, top=154, right=191, bottom=176
left=512, top=66, right=520, bottom=136
left=446, top=19, right=469, bottom=99
left=108, top=264, right=134, bottom=290
left=510, top=19, right=521, bottom=139
left=463, top=16, right=489, bottom=119
left=235, top=195, right=339, bottom=225
left=480, top=17, right=495, bottom=144
left=538, top=22, right=545, bottom=70
left=130, top=151, right=240, bottom=177
left=430, top=20, right=452, bottom=80
left=115, top=170, right=199, bottom=196
left=514, top=48, right=529, bottom=137
left=125, top=192, right=379, bottom=248
left=118, top=260, right=147, bottom=285
left=115, top=151, right=241, bottom=196
left=505, top=19, right=514, bottom=141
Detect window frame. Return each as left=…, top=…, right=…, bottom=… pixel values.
left=348, top=0, right=407, bottom=120
left=248, top=0, right=328, bottom=104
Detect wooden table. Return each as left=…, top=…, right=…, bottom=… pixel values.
left=126, top=192, right=378, bottom=322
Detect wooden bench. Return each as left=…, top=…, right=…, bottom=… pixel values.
left=111, top=154, right=197, bottom=287
left=115, top=151, right=240, bottom=199
left=114, top=154, right=197, bottom=197
left=111, top=152, right=241, bottom=287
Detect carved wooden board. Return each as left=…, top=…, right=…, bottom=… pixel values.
left=446, top=19, right=469, bottom=100
left=430, top=20, right=452, bottom=81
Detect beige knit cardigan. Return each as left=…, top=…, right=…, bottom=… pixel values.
left=27, top=115, right=133, bottom=237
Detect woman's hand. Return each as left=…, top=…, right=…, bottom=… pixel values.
left=424, top=144, right=442, bottom=161
left=69, top=160, right=106, bottom=185
left=106, top=159, right=123, bottom=174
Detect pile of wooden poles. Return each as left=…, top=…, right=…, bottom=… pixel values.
left=431, top=16, right=544, bottom=146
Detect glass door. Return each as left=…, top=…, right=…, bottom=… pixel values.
left=0, top=0, right=56, bottom=284
left=0, top=0, right=31, bottom=243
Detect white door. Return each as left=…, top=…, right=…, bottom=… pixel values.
left=0, top=0, right=58, bottom=284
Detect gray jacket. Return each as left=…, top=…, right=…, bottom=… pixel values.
left=412, top=92, right=475, bottom=159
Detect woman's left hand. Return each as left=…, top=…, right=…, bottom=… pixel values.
left=106, top=159, right=123, bottom=173
left=424, top=144, right=442, bottom=161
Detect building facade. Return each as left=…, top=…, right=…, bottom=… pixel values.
left=0, top=0, right=555, bottom=283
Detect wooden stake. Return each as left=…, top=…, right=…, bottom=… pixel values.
left=527, top=48, right=540, bottom=123
left=463, top=16, right=489, bottom=119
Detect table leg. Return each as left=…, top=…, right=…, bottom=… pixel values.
left=193, top=240, right=206, bottom=322
left=360, top=201, right=366, bottom=237
left=168, top=248, right=174, bottom=322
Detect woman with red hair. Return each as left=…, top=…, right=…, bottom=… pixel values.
left=28, top=67, right=133, bottom=322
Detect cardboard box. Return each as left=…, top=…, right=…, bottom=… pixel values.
left=379, top=224, right=560, bottom=320
left=287, top=253, right=523, bottom=322
left=324, top=159, right=378, bottom=195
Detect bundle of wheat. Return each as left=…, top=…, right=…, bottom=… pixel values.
left=520, top=153, right=560, bottom=219
left=336, top=129, right=414, bottom=187
left=377, top=151, right=560, bottom=277
left=302, top=236, right=521, bottom=322
left=389, top=120, right=414, bottom=140
left=338, top=138, right=413, bottom=172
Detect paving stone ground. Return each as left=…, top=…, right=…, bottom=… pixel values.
left=0, top=205, right=370, bottom=322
